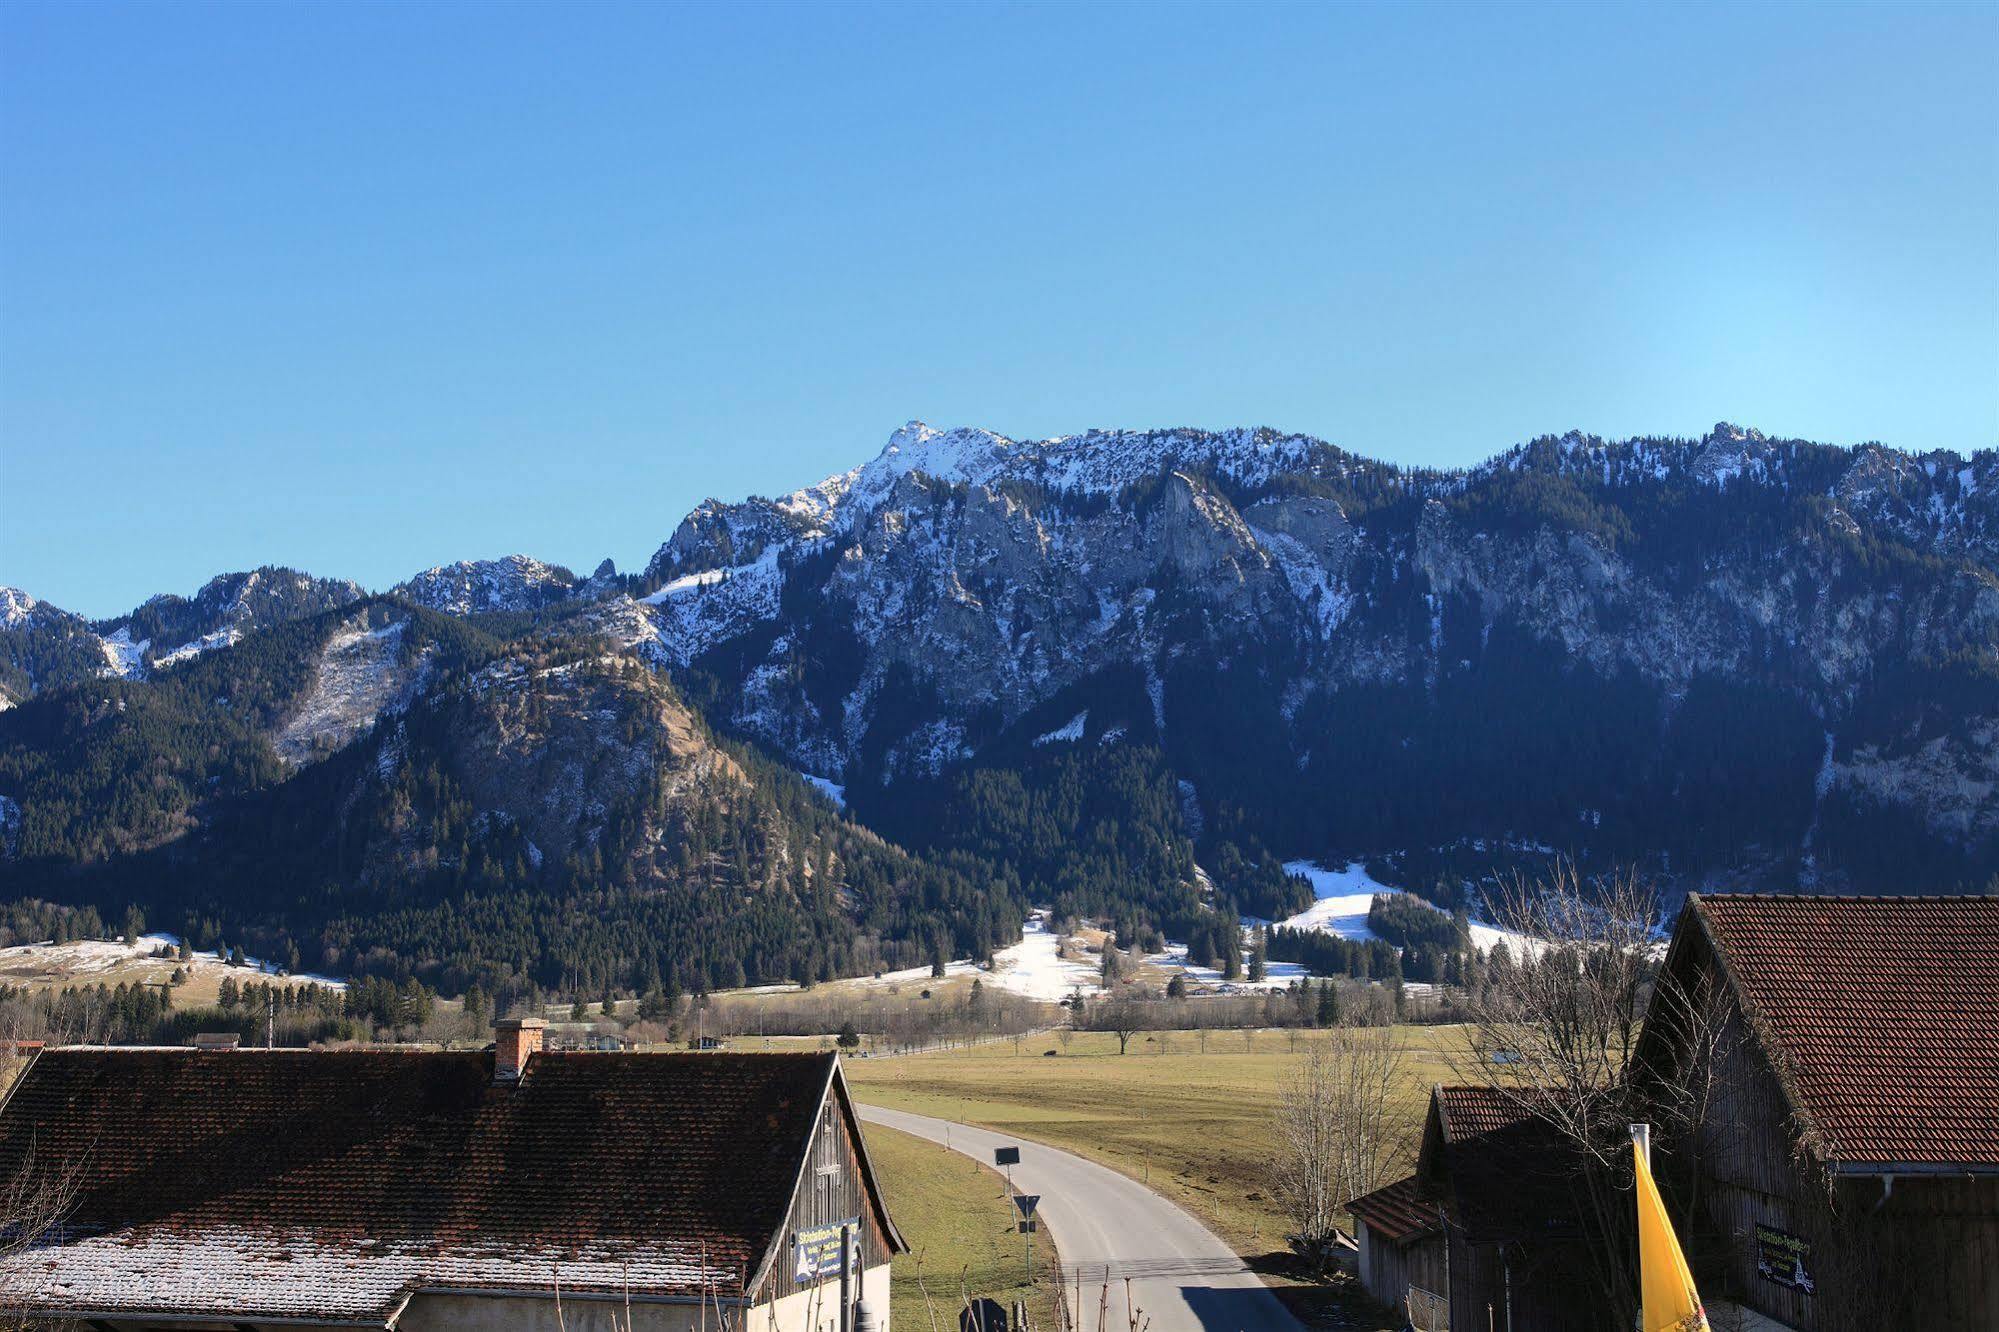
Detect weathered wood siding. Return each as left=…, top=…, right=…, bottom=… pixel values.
left=1445, top=1227, right=1504, bottom=1331
left=1357, top=1225, right=1447, bottom=1325
left=761, top=1083, right=895, bottom=1313
left=1444, top=1227, right=1597, bottom=1332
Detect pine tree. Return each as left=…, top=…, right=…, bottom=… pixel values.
left=1316, top=980, right=1339, bottom=1027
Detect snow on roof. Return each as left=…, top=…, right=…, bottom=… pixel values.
left=0, top=1048, right=858, bottom=1320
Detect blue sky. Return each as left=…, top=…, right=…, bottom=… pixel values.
left=3, top=1, right=1994, bottom=617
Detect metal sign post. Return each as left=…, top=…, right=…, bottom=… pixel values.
left=1012, top=1195, right=1040, bottom=1283
left=994, top=1145, right=1020, bottom=1198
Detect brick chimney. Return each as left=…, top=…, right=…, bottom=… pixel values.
left=493, top=1017, right=546, bottom=1083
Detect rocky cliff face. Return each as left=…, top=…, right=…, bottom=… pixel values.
left=612, top=421, right=1998, bottom=882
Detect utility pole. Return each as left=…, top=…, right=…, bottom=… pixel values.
left=838, top=1223, right=853, bottom=1332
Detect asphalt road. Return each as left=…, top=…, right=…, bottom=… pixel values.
left=856, top=1104, right=1304, bottom=1332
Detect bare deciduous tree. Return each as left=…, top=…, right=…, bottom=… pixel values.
left=1081, top=996, right=1146, bottom=1055
left=0, top=1130, right=84, bottom=1330
left=1270, top=1024, right=1412, bottom=1273
left=1452, top=863, right=1737, bottom=1329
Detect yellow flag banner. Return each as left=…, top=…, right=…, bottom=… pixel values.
left=1635, top=1138, right=1710, bottom=1332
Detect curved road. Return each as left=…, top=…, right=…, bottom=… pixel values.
left=857, top=1104, right=1302, bottom=1332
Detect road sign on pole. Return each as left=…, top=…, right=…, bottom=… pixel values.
left=994, top=1147, right=1020, bottom=1166
left=1013, top=1195, right=1040, bottom=1280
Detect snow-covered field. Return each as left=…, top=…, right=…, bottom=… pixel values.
left=838, top=914, right=1106, bottom=1001
left=0, top=933, right=346, bottom=991
left=985, top=913, right=1105, bottom=999
left=1161, top=941, right=1310, bottom=992
left=1274, top=860, right=1544, bottom=957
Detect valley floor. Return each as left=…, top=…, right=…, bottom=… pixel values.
left=842, top=1025, right=1467, bottom=1309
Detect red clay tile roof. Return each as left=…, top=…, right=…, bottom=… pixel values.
left=1427, top=1086, right=1585, bottom=1242
left=1434, top=1085, right=1528, bottom=1142
left=1347, top=1174, right=1441, bottom=1245
left=0, top=1048, right=846, bottom=1323
left=1694, top=893, right=1999, bottom=1169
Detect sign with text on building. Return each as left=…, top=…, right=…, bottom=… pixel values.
left=1754, top=1223, right=1815, bottom=1295
left=794, top=1218, right=861, bottom=1283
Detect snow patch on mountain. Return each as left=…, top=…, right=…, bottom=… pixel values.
left=799, top=773, right=846, bottom=808
left=643, top=549, right=785, bottom=666
left=274, top=619, right=419, bottom=765
left=774, top=469, right=861, bottom=529
left=152, top=626, right=242, bottom=669
left=642, top=547, right=781, bottom=603
left=97, top=627, right=149, bottom=679
left=1250, top=524, right=1355, bottom=637
left=1033, top=712, right=1087, bottom=747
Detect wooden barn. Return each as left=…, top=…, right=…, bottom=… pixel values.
left=1637, top=893, right=1999, bottom=1332
left=0, top=1020, right=905, bottom=1331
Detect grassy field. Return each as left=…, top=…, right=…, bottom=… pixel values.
left=863, top=1123, right=1064, bottom=1332
left=844, top=1026, right=1471, bottom=1263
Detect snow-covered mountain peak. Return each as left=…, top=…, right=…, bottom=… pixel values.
left=852, top=422, right=1017, bottom=503
left=0, top=587, right=47, bottom=629
left=393, top=555, right=575, bottom=615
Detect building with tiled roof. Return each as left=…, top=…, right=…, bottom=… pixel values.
left=0, top=1020, right=904, bottom=1330
left=1638, top=893, right=1999, bottom=1332
left=1345, top=1175, right=1443, bottom=1329
left=1344, top=1085, right=1591, bottom=1332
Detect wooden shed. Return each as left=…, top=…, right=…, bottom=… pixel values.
left=1415, top=1086, right=1597, bottom=1332
left=1347, top=1174, right=1447, bottom=1329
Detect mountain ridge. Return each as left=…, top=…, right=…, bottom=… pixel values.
left=3, top=417, right=1995, bottom=998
